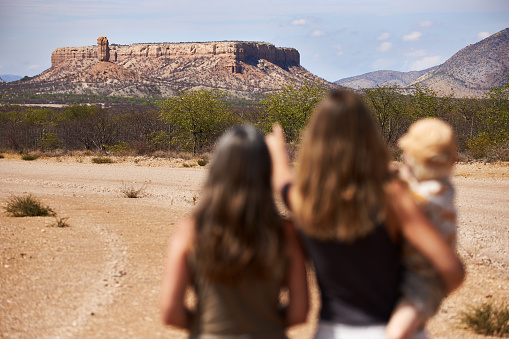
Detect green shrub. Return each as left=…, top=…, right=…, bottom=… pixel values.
left=460, top=301, right=509, bottom=336
left=4, top=194, right=56, bottom=217
left=38, top=132, right=60, bottom=150
left=467, top=133, right=492, bottom=159
left=21, top=153, right=38, bottom=161
left=91, top=157, right=114, bottom=164
left=0, top=154, right=4, bottom=159
left=197, top=158, right=208, bottom=166
left=104, top=142, right=131, bottom=155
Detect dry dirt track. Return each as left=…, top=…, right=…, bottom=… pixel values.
left=0, top=157, right=508, bottom=339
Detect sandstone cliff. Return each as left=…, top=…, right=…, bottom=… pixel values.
left=51, top=39, right=300, bottom=71
left=19, top=36, right=331, bottom=99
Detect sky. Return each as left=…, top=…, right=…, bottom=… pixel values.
left=1, top=0, right=508, bottom=82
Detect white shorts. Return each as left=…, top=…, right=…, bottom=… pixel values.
left=314, top=321, right=427, bottom=339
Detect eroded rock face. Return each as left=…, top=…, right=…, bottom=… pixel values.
left=51, top=37, right=300, bottom=71
left=51, top=46, right=98, bottom=67
left=97, top=36, right=110, bottom=62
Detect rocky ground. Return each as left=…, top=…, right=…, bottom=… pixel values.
left=0, top=156, right=507, bottom=338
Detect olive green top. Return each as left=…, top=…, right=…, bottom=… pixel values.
left=188, top=256, right=287, bottom=339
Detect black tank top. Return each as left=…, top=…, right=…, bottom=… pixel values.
left=299, top=224, right=403, bottom=325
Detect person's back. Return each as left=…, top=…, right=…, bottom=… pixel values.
left=160, top=125, right=309, bottom=339
left=189, top=256, right=286, bottom=339
left=299, top=223, right=402, bottom=326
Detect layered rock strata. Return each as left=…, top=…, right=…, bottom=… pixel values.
left=51, top=37, right=300, bottom=73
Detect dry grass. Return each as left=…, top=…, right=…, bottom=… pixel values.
left=454, top=162, right=509, bottom=180
left=120, top=182, right=147, bottom=198
left=4, top=194, right=56, bottom=217
left=91, top=157, right=114, bottom=164
left=460, top=301, right=509, bottom=337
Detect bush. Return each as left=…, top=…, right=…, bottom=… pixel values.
left=121, top=182, right=147, bottom=198
left=38, top=132, right=60, bottom=150
left=460, top=301, right=509, bottom=336
left=21, top=153, right=38, bottom=161
left=49, top=216, right=70, bottom=228
left=104, top=142, right=131, bottom=156
left=197, top=158, right=208, bottom=166
left=4, top=194, right=56, bottom=217
left=91, top=157, right=114, bottom=164
left=0, top=154, right=4, bottom=159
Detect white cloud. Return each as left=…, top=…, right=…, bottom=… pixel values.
left=408, top=56, right=442, bottom=70
left=334, top=45, right=343, bottom=57
left=312, top=30, right=325, bottom=37
left=477, top=31, right=490, bottom=40
left=405, top=49, right=426, bottom=57
left=377, top=42, right=393, bottom=52
left=291, top=18, right=307, bottom=26
left=378, top=32, right=390, bottom=40
left=27, top=64, right=40, bottom=70
left=419, top=20, right=432, bottom=28
left=403, top=31, right=422, bottom=41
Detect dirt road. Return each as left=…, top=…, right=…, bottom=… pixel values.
left=0, top=157, right=507, bottom=338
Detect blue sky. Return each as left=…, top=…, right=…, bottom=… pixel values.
left=1, top=0, right=508, bottom=82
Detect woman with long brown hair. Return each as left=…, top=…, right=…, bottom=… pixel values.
left=160, top=125, right=308, bottom=338
left=266, top=89, right=464, bottom=338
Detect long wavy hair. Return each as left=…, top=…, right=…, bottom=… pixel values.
left=193, top=125, right=286, bottom=284
left=294, top=89, right=391, bottom=242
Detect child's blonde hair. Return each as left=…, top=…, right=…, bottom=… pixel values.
left=398, top=118, right=457, bottom=180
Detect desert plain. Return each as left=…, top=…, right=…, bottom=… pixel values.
left=0, top=156, right=508, bottom=338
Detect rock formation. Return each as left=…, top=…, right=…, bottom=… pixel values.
left=7, top=36, right=333, bottom=99
left=97, top=36, right=110, bottom=62
left=51, top=38, right=300, bottom=72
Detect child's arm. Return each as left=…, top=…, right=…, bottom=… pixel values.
left=283, top=220, right=309, bottom=327
left=159, top=217, right=194, bottom=329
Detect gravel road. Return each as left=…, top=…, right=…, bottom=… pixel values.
left=0, top=158, right=507, bottom=338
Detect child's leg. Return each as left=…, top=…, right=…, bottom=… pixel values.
left=386, top=299, right=426, bottom=339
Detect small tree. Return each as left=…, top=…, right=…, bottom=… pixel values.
left=159, top=89, right=238, bottom=153
left=261, top=80, right=328, bottom=142
left=468, top=77, right=509, bottom=159
left=361, top=85, right=409, bottom=145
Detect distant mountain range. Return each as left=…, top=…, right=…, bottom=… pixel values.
left=335, top=28, right=509, bottom=97
left=334, top=67, right=438, bottom=89
left=0, top=74, right=23, bottom=82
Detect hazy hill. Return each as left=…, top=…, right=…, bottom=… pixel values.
left=0, top=74, right=23, bottom=82
left=410, top=28, right=509, bottom=97
left=334, top=67, right=437, bottom=89
left=335, top=28, right=509, bottom=98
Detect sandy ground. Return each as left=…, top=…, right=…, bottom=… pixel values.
left=0, top=156, right=507, bottom=339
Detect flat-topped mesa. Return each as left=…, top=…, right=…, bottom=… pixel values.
left=51, top=37, right=300, bottom=72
